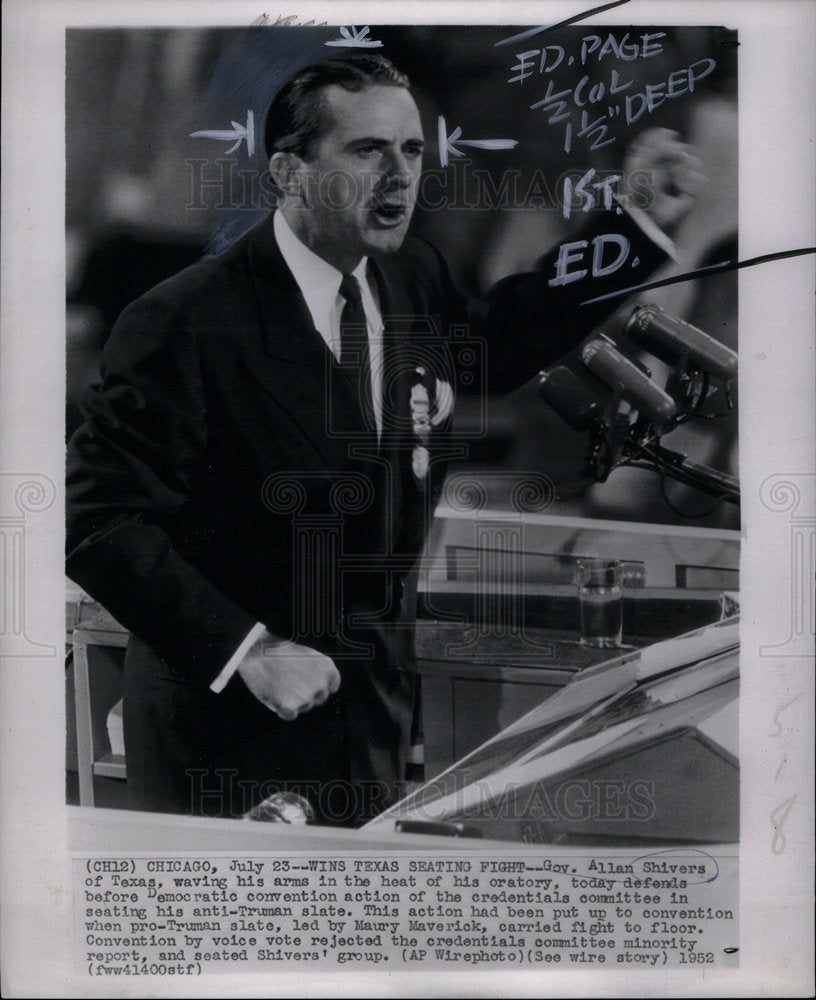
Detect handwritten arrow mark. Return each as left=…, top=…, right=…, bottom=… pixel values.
left=437, top=115, right=518, bottom=167
left=190, top=109, right=255, bottom=157
left=325, top=25, right=383, bottom=48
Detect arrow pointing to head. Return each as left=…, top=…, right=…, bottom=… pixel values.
left=190, top=109, right=255, bottom=157
left=325, top=25, right=383, bottom=47
left=437, top=115, right=518, bottom=167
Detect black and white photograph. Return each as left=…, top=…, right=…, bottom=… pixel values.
left=1, top=1, right=813, bottom=996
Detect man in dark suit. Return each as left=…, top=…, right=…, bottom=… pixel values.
left=66, top=54, right=698, bottom=823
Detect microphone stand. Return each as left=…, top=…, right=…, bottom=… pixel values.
left=540, top=322, right=741, bottom=509
left=626, top=440, right=740, bottom=506
left=580, top=416, right=740, bottom=507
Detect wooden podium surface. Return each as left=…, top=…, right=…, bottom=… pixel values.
left=413, top=586, right=724, bottom=777
left=416, top=623, right=629, bottom=777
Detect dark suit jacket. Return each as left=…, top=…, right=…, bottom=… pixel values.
left=66, top=209, right=666, bottom=820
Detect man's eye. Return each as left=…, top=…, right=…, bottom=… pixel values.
left=356, top=145, right=380, bottom=157
left=404, top=145, right=423, bottom=158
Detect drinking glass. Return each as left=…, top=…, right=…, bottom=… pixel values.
left=577, top=558, right=623, bottom=648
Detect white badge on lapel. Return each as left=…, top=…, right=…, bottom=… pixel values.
left=410, top=367, right=454, bottom=482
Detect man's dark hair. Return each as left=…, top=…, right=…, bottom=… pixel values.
left=264, top=54, right=411, bottom=160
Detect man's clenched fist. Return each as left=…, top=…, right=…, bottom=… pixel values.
left=237, top=632, right=340, bottom=721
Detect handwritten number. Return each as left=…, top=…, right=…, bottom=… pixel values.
left=771, top=795, right=797, bottom=854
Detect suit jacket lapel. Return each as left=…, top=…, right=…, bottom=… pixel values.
left=241, top=214, right=372, bottom=470
left=369, top=253, right=415, bottom=439
left=368, top=253, right=422, bottom=544
left=371, top=253, right=454, bottom=514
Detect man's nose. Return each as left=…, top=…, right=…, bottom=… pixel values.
left=381, top=148, right=414, bottom=185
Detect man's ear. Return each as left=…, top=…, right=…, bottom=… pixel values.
left=269, top=151, right=305, bottom=199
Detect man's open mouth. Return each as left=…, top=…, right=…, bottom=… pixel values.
left=372, top=203, right=408, bottom=224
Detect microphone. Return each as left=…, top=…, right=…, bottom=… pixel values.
left=624, top=305, right=738, bottom=379
left=582, top=337, right=677, bottom=426
left=538, top=363, right=609, bottom=430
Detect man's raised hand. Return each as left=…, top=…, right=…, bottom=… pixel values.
left=623, top=127, right=705, bottom=237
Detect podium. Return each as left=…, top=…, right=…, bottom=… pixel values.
left=413, top=504, right=737, bottom=779
left=372, top=619, right=739, bottom=845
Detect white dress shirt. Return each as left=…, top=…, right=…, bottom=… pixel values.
left=210, top=211, right=384, bottom=693
left=273, top=210, right=384, bottom=435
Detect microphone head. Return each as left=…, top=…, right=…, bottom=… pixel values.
left=539, top=363, right=609, bottom=430
left=582, top=337, right=677, bottom=426
left=624, top=305, right=738, bottom=379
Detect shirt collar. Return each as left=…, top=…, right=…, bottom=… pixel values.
left=273, top=210, right=369, bottom=306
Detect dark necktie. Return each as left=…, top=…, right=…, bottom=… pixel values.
left=338, top=273, right=375, bottom=429
left=339, top=273, right=367, bottom=366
